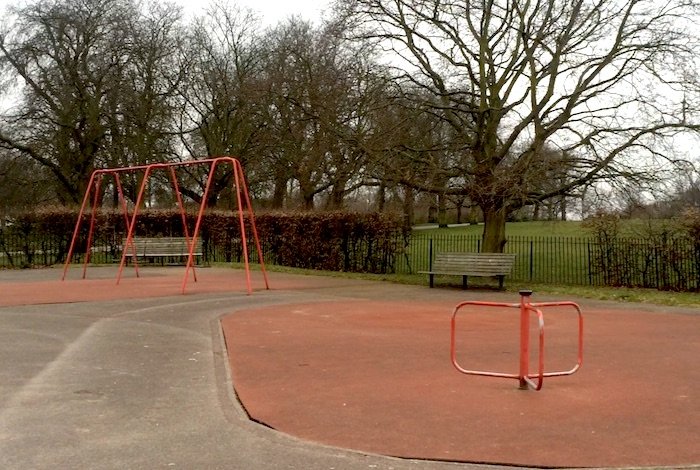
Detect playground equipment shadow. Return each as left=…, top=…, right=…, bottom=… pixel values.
left=1, top=266, right=698, bottom=469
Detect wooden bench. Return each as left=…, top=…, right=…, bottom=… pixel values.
left=123, top=237, right=203, bottom=265
left=419, top=252, right=516, bottom=289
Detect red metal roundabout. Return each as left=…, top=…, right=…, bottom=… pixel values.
left=451, top=289, right=583, bottom=390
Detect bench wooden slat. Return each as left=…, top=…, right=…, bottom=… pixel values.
left=418, top=252, right=516, bottom=289
left=124, top=237, right=203, bottom=261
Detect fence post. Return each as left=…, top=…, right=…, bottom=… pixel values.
left=529, top=240, right=534, bottom=281
left=587, top=241, right=592, bottom=286
left=654, top=245, right=660, bottom=289
left=428, top=238, right=433, bottom=271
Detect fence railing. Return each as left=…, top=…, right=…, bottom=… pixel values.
left=1, top=230, right=698, bottom=291
left=401, top=233, right=699, bottom=291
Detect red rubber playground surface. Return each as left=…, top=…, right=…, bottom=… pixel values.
left=3, top=267, right=699, bottom=468
left=223, top=292, right=700, bottom=468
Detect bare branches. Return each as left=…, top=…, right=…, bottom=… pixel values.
left=336, top=0, right=700, bottom=250
left=0, top=0, right=185, bottom=204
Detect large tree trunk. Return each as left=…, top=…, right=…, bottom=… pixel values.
left=560, top=196, right=568, bottom=221
left=327, top=176, right=348, bottom=209
left=437, top=193, right=448, bottom=227
left=376, top=182, right=386, bottom=212
left=481, top=205, right=508, bottom=253
left=402, top=185, right=415, bottom=229
left=297, top=175, right=316, bottom=209
left=533, top=203, right=540, bottom=221
left=271, top=168, right=288, bottom=209
left=454, top=196, right=466, bottom=224
left=302, top=194, right=315, bottom=210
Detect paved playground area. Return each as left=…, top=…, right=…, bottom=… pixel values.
left=1, top=266, right=698, bottom=469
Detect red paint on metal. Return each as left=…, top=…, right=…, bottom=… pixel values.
left=168, top=166, right=197, bottom=284
left=450, top=290, right=582, bottom=390
left=115, top=174, right=141, bottom=278
left=62, top=157, right=269, bottom=294
left=518, top=293, right=531, bottom=388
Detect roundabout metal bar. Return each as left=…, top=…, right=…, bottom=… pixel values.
left=450, top=290, right=583, bottom=391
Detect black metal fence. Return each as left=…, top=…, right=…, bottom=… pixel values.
left=400, top=233, right=700, bottom=291
left=0, top=230, right=72, bottom=268
left=1, top=229, right=698, bottom=291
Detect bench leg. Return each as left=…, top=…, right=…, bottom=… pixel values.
left=462, top=275, right=468, bottom=289
left=429, top=274, right=434, bottom=288
left=498, top=275, right=505, bottom=290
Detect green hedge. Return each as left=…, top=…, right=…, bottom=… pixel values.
left=253, top=211, right=406, bottom=272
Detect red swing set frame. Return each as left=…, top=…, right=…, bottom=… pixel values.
left=62, top=157, right=269, bottom=295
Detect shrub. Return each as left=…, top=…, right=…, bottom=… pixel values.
left=0, top=208, right=405, bottom=274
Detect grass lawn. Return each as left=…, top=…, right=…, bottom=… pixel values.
left=405, top=220, right=698, bottom=290
left=413, top=218, right=680, bottom=238
left=414, top=220, right=588, bottom=237
left=405, top=221, right=595, bottom=284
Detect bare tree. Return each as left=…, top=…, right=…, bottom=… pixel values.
left=319, top=54, right=387, bottom=210
left=172, top=3, right=267, bottom=208
left=104, top=1, right=186, bottom=203
left=365, top=86, right=472, bottom=226
left=177, top=3, right=264, bottom=162
left=259, top=17, right=388, bottom=210
left=0, top=148, right=55, bottom=217
left=670, top=161, right=700, bottom=209
left=0, top=0, right=183, bottom=205
left=638, top=160, right=700, bottom=217
left=338, top=0, right=700, bottom=251
left=107, top=1, right=185, bottom=166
